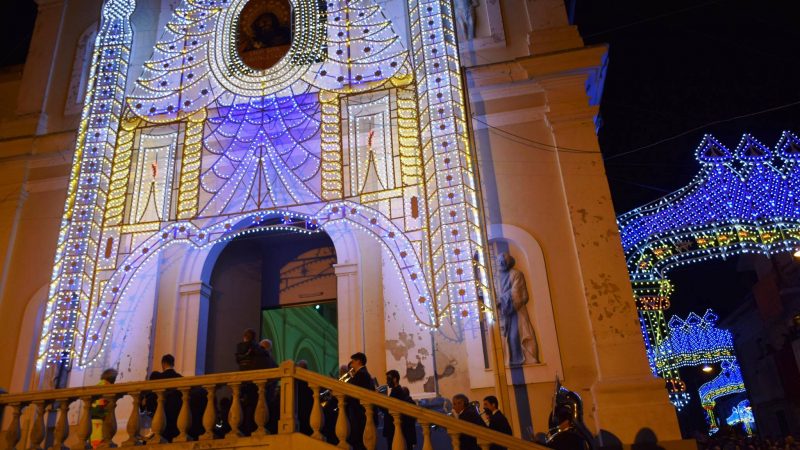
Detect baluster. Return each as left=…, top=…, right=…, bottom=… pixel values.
left=28, top=401, right=46, bottom=450
left=478, top=440, right=491, bottom=450
left=390, top=411, right=406, bottom=450
left=97, top=396, right=117, bottom=448
left=278, top=364, right=295, bottom=434
left=228, top=383, right=242, bottom=437
left=151, top=391, right=166, bottom=443
left=363, top=403, right=376, bottom=450
left=174, top=388, right=191, bottom=442
left=122, top=392, right=140, bottom=446
left=200, top=385, right=215, bottom=441
left=419, top=421, right=433, bottom=450
left=449, top=432, right=462, bottom=450
left=71, top=396, right=91, bottom=450
left=309, top=385, right=322, bottom=440
left=50, top=400, right=70, bottom=450
left=4, top=403, right=22, bottom=450
left=253, top=381, right=267, bottom=436
left=334, top=393, right=348, bottom=449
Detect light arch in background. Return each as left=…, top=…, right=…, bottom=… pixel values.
left=618, top=131, right=800, bottom=406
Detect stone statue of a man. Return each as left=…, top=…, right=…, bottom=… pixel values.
left=496, top=252, right=539, bottom=365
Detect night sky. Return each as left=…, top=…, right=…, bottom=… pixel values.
left=2, top=1, right=798, bottom=316
left=574, top=0, right=800, bottom=319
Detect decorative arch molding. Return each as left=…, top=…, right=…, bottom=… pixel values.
left=10, top=285, right=49, bottom=392
left=487, top=223, right=563, bottom=382
left=78, top=201, right=439, bottom=367
left=618, top=131, right=800, bottom=406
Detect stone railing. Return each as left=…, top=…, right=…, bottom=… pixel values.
left=1, top=361, right=546, bottom=450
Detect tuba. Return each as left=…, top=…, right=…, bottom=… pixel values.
left=545, top=379, right=596, bottom=449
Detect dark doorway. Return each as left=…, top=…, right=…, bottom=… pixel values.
left=205, top=227, right=337, bottom=374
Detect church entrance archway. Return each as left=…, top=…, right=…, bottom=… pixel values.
left=204, top=226, right=337, bottom=374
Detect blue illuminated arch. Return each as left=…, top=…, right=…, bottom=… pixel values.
left=616, top=133, right=796, bottom=411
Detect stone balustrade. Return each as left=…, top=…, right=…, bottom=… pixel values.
left=1, top=361, right=545, bottom=450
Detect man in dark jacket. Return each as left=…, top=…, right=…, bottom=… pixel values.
left=147, top=354, right=183, bottom=442
left=296, top=360, right=314, bottom=435
left=234, top=329, right=271, bottom=435
left=347, top=352, right=375, bottom=450
left=453, top=394, right=486, bottom=450
left=382, top=370, right=417, bottom=450
left=483, top=395, right=512, bottom=450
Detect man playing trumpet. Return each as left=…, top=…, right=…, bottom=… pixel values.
left=346, top=352, right=374, bottom=450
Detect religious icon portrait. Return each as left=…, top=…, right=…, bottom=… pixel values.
left=237, top=0, right=292, bottom=70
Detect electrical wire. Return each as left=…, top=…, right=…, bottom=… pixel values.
left=604, top=99, right=800, bottom=161
left=470, top=114, right=600, bottom=155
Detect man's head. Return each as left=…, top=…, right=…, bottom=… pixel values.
left=243, top=328, right=256, bottom=342
left=259, top=339, right=272, bottom=352
left=350, top=352, right=367, bottom=370
left=452, top=394, right=469, bottom=414
left=483, top=395, right=499, bottom=413
left=386, top=369, right=400, bottom=387
left=101, top=368, right=119, bottom=384
left=297, top=359, right=308, bottom=369
left=161, top=354, right=175, bottom=370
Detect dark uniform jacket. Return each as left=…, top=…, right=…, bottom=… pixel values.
left=487, top=409, right=512, bottom=450
left=457, top=406, right=486, bottom=450
left=382, top=385, right=417, bottom=448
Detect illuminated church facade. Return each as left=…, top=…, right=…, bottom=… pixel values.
left=0, top=0, right=687, bottom=446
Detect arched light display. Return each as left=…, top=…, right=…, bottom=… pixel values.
left=726, top=399, right=755, bottom=436
left=649, top=309, right=744, bottom=414
left=618, top=132, right=799, bottom=408
left=649, top=310, right=735, bottom=373
left=700, top=360, right=746, bottom=433
left=38, top=0, right=495, bottom=369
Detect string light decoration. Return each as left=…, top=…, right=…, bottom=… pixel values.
left=617, top=132, right=800, bottom=407
left=37, top=0, right=137, bottom=369
left=649, top=310, right=735, bottom=373
left=39, top=0, right=495, bottom=368
left=648, top=309, right=747, bottom=414
left=726, top=399, right=755, bottom=436
left=699, top=360, right=746, bottom=433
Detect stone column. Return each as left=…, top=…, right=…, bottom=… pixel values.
left=14, top=0, right=69, bottom=135
left=523, top=0, right=583, bottom=55
left=334, top=263, right=362, bottom=361
left=540, top=71, right=682, bottom=443
left=176, top=282, right=212, bottom=375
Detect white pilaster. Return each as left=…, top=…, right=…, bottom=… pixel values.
left=176, top=281, right=212, bottom=375
left=334, top=263, right=361, bottom=361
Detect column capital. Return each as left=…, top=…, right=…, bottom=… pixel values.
left=178, top=281, right=212, bottom=297
left=333, top=262, right=358, bottom=275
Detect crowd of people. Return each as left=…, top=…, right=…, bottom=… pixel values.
left=87, top=328, right=585, bottom=449
left=695, top=431, right=800, bottom=450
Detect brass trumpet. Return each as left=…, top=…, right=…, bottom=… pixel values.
left=320, top=368, right=356, bottom=408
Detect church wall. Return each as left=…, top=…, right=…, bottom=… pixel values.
left=0, top=132, right=71, bottom=389
left=0, top=0, right=690, bottom=446
left=40, top=0, right=102, bottom=135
